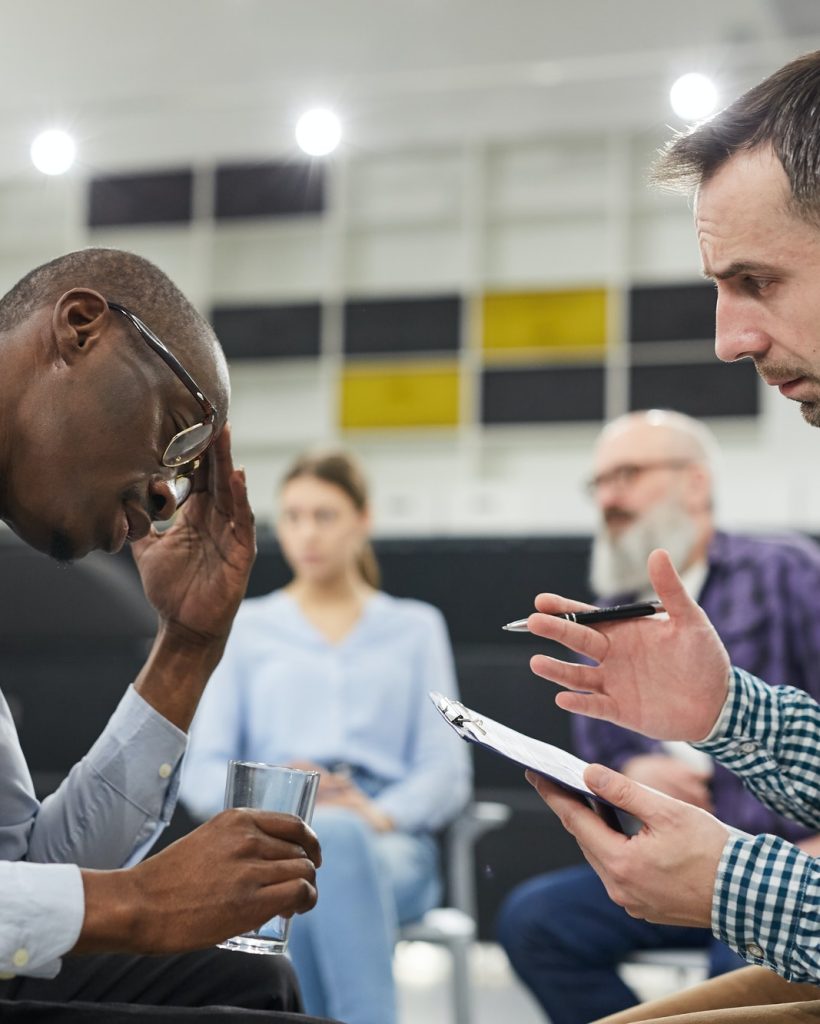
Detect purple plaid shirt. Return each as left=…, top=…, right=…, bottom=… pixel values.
left=573, top=530, right=820, bottom=842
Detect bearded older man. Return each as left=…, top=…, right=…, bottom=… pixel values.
left=498, top=409, right=820, bottom=1024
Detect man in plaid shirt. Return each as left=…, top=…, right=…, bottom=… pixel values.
left=526, top=52, right=820, bottom=1022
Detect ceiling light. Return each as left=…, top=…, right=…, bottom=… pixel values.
left=670, top=73, right=718, bottom=121
left=295, top=108, right=342, bottom=157
left=30, top=129, right=76, bottom=175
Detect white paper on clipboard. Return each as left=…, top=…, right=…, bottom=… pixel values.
left=431, top=691, right=593, bottom=793
left=429, top=691, right=642, bottom=835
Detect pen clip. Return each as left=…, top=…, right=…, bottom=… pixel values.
left=433, top=693, right=487, bottom=737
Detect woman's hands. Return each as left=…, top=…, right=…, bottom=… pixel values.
left=289, top=762, right=395, bottom=833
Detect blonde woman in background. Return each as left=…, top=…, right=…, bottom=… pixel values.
left=181, top=450, right=471, bottom=1024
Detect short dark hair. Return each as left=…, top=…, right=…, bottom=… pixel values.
left=653, top=50, right=820, bottom=221
left=0, top=247, right=217, bottom=361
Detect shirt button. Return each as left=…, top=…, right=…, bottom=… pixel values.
left=0, top=971, right=16, bottom=980
left=739, top=741, right=757, bottom=755
left=747, top=942, right=764, bottom=959
left=158, top=763, right=173, bottom=779
left=12, top=948, right=29, bottom=968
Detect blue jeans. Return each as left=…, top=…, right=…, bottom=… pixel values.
left=497, top=864, right=745, bottom=1024
left=287, top=806, right=440, bottom=1024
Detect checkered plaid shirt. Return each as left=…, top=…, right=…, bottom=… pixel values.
left=695, top=667, right=820, bottom=982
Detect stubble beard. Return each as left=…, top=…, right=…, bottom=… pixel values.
left=800, top=400, right=820, bottom=427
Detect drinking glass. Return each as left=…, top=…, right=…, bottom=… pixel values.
left=218, top=760, right=319, bottom=954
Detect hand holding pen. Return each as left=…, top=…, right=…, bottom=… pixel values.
left=523, top=549, right=732, bottom=742
left=503, top=600, right=666, bottom=632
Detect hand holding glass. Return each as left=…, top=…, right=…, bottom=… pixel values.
left=219, top=761, right=319, bottom=954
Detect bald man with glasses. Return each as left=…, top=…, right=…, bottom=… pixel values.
left=0, top=249, right=336, bottom=1022
left=498, top=410, right=820, bottom=1024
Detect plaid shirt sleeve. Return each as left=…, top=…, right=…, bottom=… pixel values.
left=695, top=668, right=820, bottom=981
left=695, top=668, right=820, bottom=828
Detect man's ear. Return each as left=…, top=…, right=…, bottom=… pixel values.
left=52, top=289, right=110, bottom=364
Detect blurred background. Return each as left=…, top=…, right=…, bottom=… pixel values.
left=3, top=0, right=820, bottom=535
left=4, top=3, right=820, bottom=1020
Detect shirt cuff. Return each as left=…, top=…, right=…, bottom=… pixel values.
left=84, top=685, right=187, bottom=827
left=712, top=833, right=811, bottom=981
left=0, top=862, right=84, bottom=978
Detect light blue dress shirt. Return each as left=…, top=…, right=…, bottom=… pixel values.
left=0, top=685, right=186, bottom=978
left=181, top=590, right=471, bottom=833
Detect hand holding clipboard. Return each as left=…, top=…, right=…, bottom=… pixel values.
left=430, top=692, right=642, bottom=835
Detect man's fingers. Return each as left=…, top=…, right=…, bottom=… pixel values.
left=554, top=689, right=619, bottom=721
left=646, top=549, right=698, bottom=621
left=528, top=772, right=624, bottom=851
left=575, top=838, right=609, bottom=882
left=261, top=876, right=318, bottom=917
left=527, top=613, right=610, bottom=662
left=530, top=654, right=603, bottom=690
left=228, top=468, right=255, bottom=547
left=533, top=593, right=597, bottom=616
left=245, top=811, right=322, bottom=867
left=205, top=424, right=236, bottom=510
left=529, top=656, right=623, bottom=721
left=584, top=764, right=669, bottom=823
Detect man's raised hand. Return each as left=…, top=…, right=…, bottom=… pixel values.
left=528, top=549, right=731, bottom=742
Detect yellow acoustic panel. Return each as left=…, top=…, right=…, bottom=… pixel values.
left=340, top=361, right=460, bottom=429
left=482, top=289, right=607, bottom=359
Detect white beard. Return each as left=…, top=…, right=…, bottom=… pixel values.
left=589, top=497, right=700, bottom=598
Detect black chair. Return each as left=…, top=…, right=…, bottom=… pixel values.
left=0, top=530, right=155, bottom=796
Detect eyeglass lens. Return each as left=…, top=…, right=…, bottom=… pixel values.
left=163, top=421, right=214, bottom=468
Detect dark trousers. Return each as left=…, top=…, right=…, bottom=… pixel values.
left=0, top=947, right=340, bottom=1022
left=497, top=864, right=745, bottom=1024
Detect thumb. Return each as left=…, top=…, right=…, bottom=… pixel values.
left=647, top=548, right=698, bottom=621
left=584, top=764, right=667, bottom=822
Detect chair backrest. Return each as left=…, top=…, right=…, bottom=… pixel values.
left=0, top=531, right=155, bottom=791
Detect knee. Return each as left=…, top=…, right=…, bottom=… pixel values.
left=312, top=806, right=374, bottom=859
left=497, top=879, right=546, bottom=958
left=497, top=872, right=578, bottom=962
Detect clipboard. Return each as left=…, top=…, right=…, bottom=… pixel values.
left=430, top=691, right=642, bottom=835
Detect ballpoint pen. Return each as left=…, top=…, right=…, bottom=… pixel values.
left=502, top=599, right=666, bottom=632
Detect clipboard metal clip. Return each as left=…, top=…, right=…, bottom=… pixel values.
left=432, top=692, right=487, bottom=736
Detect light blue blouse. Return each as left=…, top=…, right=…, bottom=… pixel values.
left=181, top=590, right=471, bottom=833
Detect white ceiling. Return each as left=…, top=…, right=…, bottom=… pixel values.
left=2, top=0, right=820, bottom=177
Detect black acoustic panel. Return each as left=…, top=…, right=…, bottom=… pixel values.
left=454, top=646, right=577, bottom=790
left=3, top=649, right=149, bottom=775
left=211, top=304, right=321, bottom=360
left=473, top=802, right=585, bottom=939
left=630, top=360, right=760, bottom=417
left=482, top=365, right=605, bottom=424
left=344, top=296, right=461, bottom=355
left=215, top=162, right=324, bottom=219
left=0, top=539, right=155, bottom=640
left=630, top=282, right=716, bottom=343
left=88, top=170, right=194, bottom=227
left=246, top=534, right=595, bottom=644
